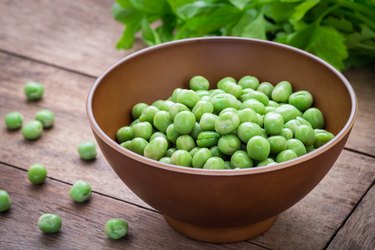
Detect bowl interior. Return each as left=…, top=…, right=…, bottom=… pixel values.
left=91, top=38, right=352, bottom=146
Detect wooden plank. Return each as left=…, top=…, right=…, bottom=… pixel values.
left=344, top=64, right=375, bottom=157
left=0, top=0, right=143, bottom=77
left=1, top=52, right=375, bottom=248
left=327, top=183, right=375, bottom=250
left=0, top=164, right=263, bottom=249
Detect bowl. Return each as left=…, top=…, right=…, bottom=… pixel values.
left=87, top=37, right=356, bottom=243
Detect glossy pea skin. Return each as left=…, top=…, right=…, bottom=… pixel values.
left=284, top=119, right=300, bottom=135
left=69, top=180, right=92, bottom=203
left=129, top=137, right=148, bottom=155
left=116, top=126, right=133, bottom=143
left=288, top=90, right=313, bottom=112
left=152, top=100, right=164, bottom=109
left=176, top=135, right=196, bottom=151
left=176, top=89, right=199, bottom=109
left=4, top=111, right=23, bottom=130
left=247, top=136, right=270, bottom=161
left=241, top=99, right=265, bottom=115
left=139, top=106, right=159, bottom=123
left=159, top=157, right=172, bottom=164
left=256, top=158, right=276, bottom=167
left=132, top=122, right=153, bottom=140
left=166, top=148, right=177, bottom=157
left=271, top=81, right=292, bottom=103
left=276, top=149, right=298, bottom=163
left=275, top=104, right=302, bottom=122
left=210, top=146, right=226, bottom=159
left=171, top=150, right=192, bottom=167
left=237, top=108, right=258, bottom=124
left=215, top=112, right=240, bottom=135
left=24, top=81, right=44, bottom=101
left=303, top=108, right=324, bottom=129
left=264, top=112, right=284, bottom=135
left=189, top=147, right=200, bottom=157
left=279, top=128, right=293, bottom=140
left=22, top=120, right=43, bottom=140
left=38, top=214, right=62, bottom=233
left=153, top=111, right=172, bottom=133
left=192, top=101, right=214, bottom=121
left=257, top=82, right=274, bottom=98
left=219, top=108, right=238, bottom=115
left=237, top=122, right=263, bottom=143
left=159, top=100, right=175, bottom=112
left=265, top=106, right=276, bottom=114
left=171, top=88, right=183, bottom=102
left=28, top=163, right=47, bottom=184
left=286, top=139, right=307, bottom=157
left=203, top=157, right=226, bottom=170
left=196, top=90, right=210, bottom=98
left=0, top=190, right=11, bottom=212
left=244, top=91, right=269, bottom=106
left=132, top=103, right=149, bottom=119
left=196, top=131, right=220, bottom=148
left=217, top=77, right=236, bottom=89
left=210, top=89, right=225, bottom=97
left=267, top=136, right=287, bottom=154
left=314, top=130, right=334, bottom=148
left=166, top=124, right=180, bottom=144
left=169, top=103, right=189, bottom=120
left=230, top=150, right=253, bottom=169
left=174, top=111, right=196, bottom=134
left=105, top=218, right=129, bottom=240
left=210, top=93, right=239, bottom=113
left=268, top=100, right=279, bottom=108
left=295, top=125, right=315, bottom=146
left=150, top=132, right=167, bottom=142
left=218, top=134, right=241, bottom=155
left=238, top=76, right=259, bottom=89
left=199, top=113, right=217, bottom=131
left=190, top=122, right=202, bottom=140
left=144, top=137, right=168, bottom=160
left=296, top=116, right=313, bottom=127
left=120, top=141, right=132, bottom=150
left=220, top=81, right=243, bottom=98
left=192, top=148, right=212, bottom=168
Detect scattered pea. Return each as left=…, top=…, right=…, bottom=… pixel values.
left=69, top=180, right=92, bottom=203
left=0, top=190, right=11, bottom=212
left=38, top=213, right=62, bottom=233
left=78, top=141, right=97, bottom=160
left=24, top=81, right=44, bottom=101
left=105, top=218, right=129, bottom=240
left=28, top=163, right=47, bottom=184
left=35, top=109, right=55, bottom=128
left=4, top=111, right=23, bottom=130
left=22, top=120, right=43, bottom=140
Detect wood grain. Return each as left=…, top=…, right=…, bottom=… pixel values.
left=327, top=183, right=375, bottom=250
left=0, top=164, right=263, bottom=250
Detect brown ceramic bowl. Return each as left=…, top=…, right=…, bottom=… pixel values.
left=87, top=37, right=356, bottom=243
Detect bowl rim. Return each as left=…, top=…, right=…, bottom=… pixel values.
left=86, top=37, right=357, bottom=176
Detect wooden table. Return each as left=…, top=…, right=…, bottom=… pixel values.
left=0, top=1, right=374, bottom=249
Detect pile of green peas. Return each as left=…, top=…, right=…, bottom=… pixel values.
left=116, top=75, right=334, bottom=169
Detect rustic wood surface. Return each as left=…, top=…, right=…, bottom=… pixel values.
left=0, top=0, right=374, bottom=249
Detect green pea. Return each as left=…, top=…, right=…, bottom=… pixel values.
left=159, top=100, right=175, bottom=112
left=0, top=190, right=11, bottom=212
left=284, top=119, right=300, bottom=135
left=303, top=108, right=324, bottom=129
left=144, top=137, right=168, bottom=160
left=166, top=148, right=177, bottom=157
left=264, top=112, right=284, bottom=135
left=256, top=114, right=264, bottom=127
left=176, top=89, right=200, bottom=109
left=28, top=163, right=47, bottom=184
left=169, top=103, right=189, bottom=120
left=174, top=111, right=196, bottom=134
left=275, top=104, right=302, bottom=122
left=153, top=111, right=172, bottom=133
left=176, top=135, right=196, bottom=151
left=241, top=88, right=254, bottom=95
left=132, top=122, right=153, bottom=140
left=238, top=76, right=259, bottom=89
left=192, top=101, right=214, bottom=120
left=247, top=136, right=270, bottom=161
left=4, top=111, right=23, bottom=130
left=286, top=139, right=307, bottom=157
left=192, top=148, right=212, bottom=168
left=224, top=161, right=231, bottom=169
left=69, top=180, right=92, bottom=203
left=268, top=100, right=279, bottom=108
left=215, top=112, right=240, bottom=135
left=199, top=113, right=218, bottom=131
left=295, top=125, right=315, bottom=146
left=230, top=150, right=253, bottom=169
left=200, top=95, right=210, bottom=101
left=218, top=134, right=241, bottom=155
left=241, top=99, right=265, bottom=115
left=116, top=126, right=133, bottom=143
left=209, top=89, right=226, bottom=97
left=288, top=90, right=313, bottom=111
left=130, top=119, right=140, bottom=126
left=210, top=93, right=240, bottom=113
left=237, top=108, right=258, bottom=124
left=219, top=108, right=238, bottom=115
left=22, top=120, right=43, bottom=140
left=139, top=106, right=159, bottom=123
left=152, top=99, right=164, bottom=109
left=105, top=218, right=129, bottom=240
left=159, top=157, right=172, bottom=164
left=276, top=149, right=298, bottom=163
left=271, top=81, right=292, bottom=103
left=38, top=214, right=62, bottom=233
left=267, top=136, right=287, bottom=154
left=203, top=157, right=226, bottom=170
left=129, top=137, right=148, bottom=155
left=220, top=81, right=243, bottom=98
left=120, top=141, right=132, bottom=150
left=217, top=77, right=236, bottom=89
left=150, top=132, right=167, bottom=142
left=265, top=106, right=276, bottom=114
left=279, top=128, right=293, bottom=140
left=190, top=122, right=202, bottom=140
left=24, top=81, right=44, bottom=101
left=171, top=150, right=192, bottom=167
left=243, top=91, right=269, bottom=106
left=196, top=90, right=210, bottom=98
left=77, top=141, right=97, bottom=160
left=296, top=116, right=313, bottom=127
left=166, top=124, right=180, bottom=144
left=257, top=82, right=274, bottom=98
left=306, top=146, right=316, bottom=153
left=189, top=147, right=200, bottom=157
left=171, top=88, right=183, bottom=102
left=237, top=122, right=263, bottom=143
left=197, top=131, right=220, bottom=148
left=210, top=146, right=226, bottom=159
left=314, top=130, right=334, bottom=148
left=256, top=158, right=276, bottom=167
left=132, top=103, right=149, bottom=119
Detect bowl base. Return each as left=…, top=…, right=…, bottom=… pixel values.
left=164, top=215, right=277, bottom=243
